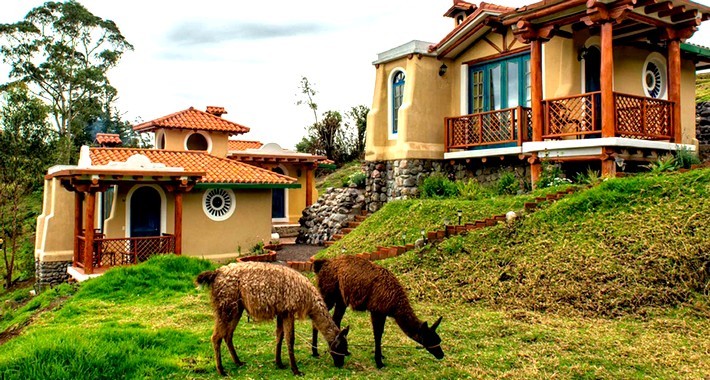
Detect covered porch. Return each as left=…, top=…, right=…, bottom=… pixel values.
left=443, top=0, right=708, bottom=179
left=50, top=165, right=204, bottom=278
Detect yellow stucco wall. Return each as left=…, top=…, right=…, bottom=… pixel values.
left=366, top=55, right=452, bottom=161
left=35, top=182, right=274, bottom=263
left=160, top=128, right=230, bottom=157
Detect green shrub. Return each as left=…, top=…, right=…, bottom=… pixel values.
left=537, top=161, right=570, bottom=188
left=575, top=168, right=602, bottom=186
left=644, top=154, right=677, bottom=173
left=420, top=172, right=459, bottom=199
left=348, top=172, right=366, bottom=189
left=674, top=147, right=701, bottom=169
left=497, top=172, right=519, bottom=195
left=251, top=241, right=266, bottom=254
left=457, top=179, right=493, bottom=200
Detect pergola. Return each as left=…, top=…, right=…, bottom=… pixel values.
left=49, top=167, right=204, bottom=275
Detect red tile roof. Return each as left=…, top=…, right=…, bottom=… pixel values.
left=95, top=133, right=122, bottom=145
left=430, top=2, right=517, bottom=54
left=89, top=148, right=296, bottom=185
left=206, top=106, right=227, bottom=116
left=133, top=107, right=250, bottom=135
left=228, top=140, right=264, bottom=151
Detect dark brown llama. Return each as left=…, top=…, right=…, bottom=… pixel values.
left=196, top=262, right=350, bottom=376
left=312, top=256, right=444, bottom=368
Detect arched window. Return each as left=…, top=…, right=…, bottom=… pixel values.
left=392, top=71, right=405, bottom=135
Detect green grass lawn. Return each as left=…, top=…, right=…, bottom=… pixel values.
left=698, top=72, right=710, bottom=102
left=0, top=256, right=708, bottom=379
left=316, top=161, right=364, bottom=194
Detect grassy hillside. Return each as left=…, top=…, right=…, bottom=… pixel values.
left=315, top=161, right=363, bottom=194
left=1, top=170, right=710, bottom=378
left=369, top=169, right=710, bottom=317
left=698, top=72, right=710, bottom=102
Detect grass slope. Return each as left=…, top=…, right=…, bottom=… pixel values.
left=698, top=72, right=710, bottom=103
left=386, top=169, right=710, bottom=317
left=315, top=161, right=363, bottom=194
left=319, top=185, right=573, bottom=258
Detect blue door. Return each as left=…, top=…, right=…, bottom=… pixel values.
left=271, top=168, right=286, bottom=219
left=130, top=186, right=161, bottom=237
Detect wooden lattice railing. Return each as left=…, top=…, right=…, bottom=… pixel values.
left=445, top=106, right=531, bottom=151
left=75, top=234, right=175, bottom=270
left=614, top=93, right=672, bottom=140
left=542, top=92, right=601, bottom=139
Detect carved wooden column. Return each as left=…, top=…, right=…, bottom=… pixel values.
left=305, top=164, right=314, bottom=207
left=73, top=192, right=84, bottom=268
left=600, top=21, right=615, bottom=139
left=668, top=38, right=682, bottom=143
left=83, top=191, right=96, bottom=274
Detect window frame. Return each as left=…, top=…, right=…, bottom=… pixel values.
left=388, top=68, right=406, bottom=140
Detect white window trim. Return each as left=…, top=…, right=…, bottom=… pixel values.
left=460, top=64, right=468, bottom=115
left=125, top=184, right=167, bottom=238
left=202, top=188, right=236, bottom=222
left=643, top=52, right=668, bottom=100
left=387, top=68, right=406, bottom=140
left=100, top=185, right=118, bottom=232
left=184, top=130, right=213, bottom=153
left=271, top=164, right=290, bottom=223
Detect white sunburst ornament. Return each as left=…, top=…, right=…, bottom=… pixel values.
left=203, top=188, right=236, bottom=221
left=642, top=53, right=667, bottom=100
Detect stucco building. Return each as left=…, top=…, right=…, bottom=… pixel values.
left=365, top=0, right=710, bottom=210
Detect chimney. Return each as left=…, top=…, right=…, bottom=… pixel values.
left=206, top=106, right=227, bottom=117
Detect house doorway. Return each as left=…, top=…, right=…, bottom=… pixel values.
left=583, top=46, right=601, bottom=132
left=130, top=186, right=162, bottom=237
left=271, top=167, right=287, bottom=221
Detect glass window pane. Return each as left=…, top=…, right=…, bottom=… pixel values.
left=489, top=65, right=501, bottom=110
left=525, top=59, right=531, bottom=107
left=471, top=70, right=484, bottom=114
left=507, top=61, right=519, bottom=108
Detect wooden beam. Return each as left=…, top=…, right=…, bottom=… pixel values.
left=502, top=0, right=587, bottom=26
left=658, top=5, right=685, bottom=18
left=600, top=22, right=615, bottom=138
left=668, top=38, right=682, bottom=143
left=531, top=39, right=543, bottom=142
left=174, top=191, right=183, bottom=255
left=635, top=0, right=658, bottom=7
left=644, top=2, right=673, bottom=15
left=306, top=168, right=313, bottom=207
left=670, top=9, right=697, bottom=22
left=83, top=191, right=96, bottom=275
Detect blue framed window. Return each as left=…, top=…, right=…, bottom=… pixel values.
left=468, top=53, right=531, bottom=114
left=392, top=71, right=405, bottom=134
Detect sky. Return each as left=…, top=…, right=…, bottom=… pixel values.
left=1, top=0, right=709, bottom=149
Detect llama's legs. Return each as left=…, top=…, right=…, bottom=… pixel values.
left=371, top=312, right=387, bottom=369
left=275, top=314, right=287, bottom=369
left=312, top=299, right=336, bottom=357
left=211, top=318, right=227, bottom=376
left=332, top=301, right=347, bottom=327
left=283, top=314, right=303, bottom=376
left=224, top=306, right=245, bottom=367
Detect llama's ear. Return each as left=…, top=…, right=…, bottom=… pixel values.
left=432, top=316, right=443, bottom=331
left=421, top=321, right=429, bottom=330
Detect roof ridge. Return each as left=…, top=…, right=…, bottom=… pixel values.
left=132, top=107, right=251, bottom=134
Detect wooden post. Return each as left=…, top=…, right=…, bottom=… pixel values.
left=83, top=191, right=96, bottom=274
left=600, top=21, right=615, bottom=138
left=306, top=166, right=314, bottom=207
left=668, top=38, right=682, bottom=143
left=601, top=158, right=617, bottom=178
left=174, top=191, right=183, bottom=255
left=73, top=192, right=83, bottom=267
left=531, top=39, right=543, bottom=142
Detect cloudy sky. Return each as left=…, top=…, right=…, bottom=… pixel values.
left=2, top=0, right=709, bottom=149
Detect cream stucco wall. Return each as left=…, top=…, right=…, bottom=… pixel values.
left=160, top=128, right=230, bottom=157
left=181, top=189, right=272, bottom=257
left=366, top=55, right=452, bottom=161
left=35, top=179, right=75, bottom=262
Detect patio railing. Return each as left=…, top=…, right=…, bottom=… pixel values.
left=542, top=92, right=601, bottom=139
left=75, top=234, right=175, bottom=270
left=614, top=93, right=673, bottom=140
left=445, top=106, right=531, bottom=151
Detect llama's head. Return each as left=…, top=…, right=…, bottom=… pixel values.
left=329, top=325, right=350, bottom=368
left=418, top=316, right=444, bottom=359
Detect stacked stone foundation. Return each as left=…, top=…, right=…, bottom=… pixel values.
left=35, top=260, right=72, bottom=286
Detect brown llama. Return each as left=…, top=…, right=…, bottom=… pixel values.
left=196, top=262, right=350, bottom=376
left=312, top=256, right=444, bottom=368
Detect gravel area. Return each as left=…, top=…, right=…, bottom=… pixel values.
left=275, top=244, right=323, bottom=262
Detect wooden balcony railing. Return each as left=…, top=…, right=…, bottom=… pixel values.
left=614, top=93, right=673, bottom=140
left=542, top=92, right=601, bottom=139
left=75, top=234, right=175, bottom=270
left=445, top=106, right=531, bottom=152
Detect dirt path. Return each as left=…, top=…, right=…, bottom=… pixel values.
left=275, top=244, right=323, bottom=263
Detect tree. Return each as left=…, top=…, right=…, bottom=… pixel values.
left=0, top=84, right=53, bottom=289
left=346, top=105, right=369, bottom=159
left=296, top=76, right=319, bottom=125
left=0, top=1, right=133, bottom=163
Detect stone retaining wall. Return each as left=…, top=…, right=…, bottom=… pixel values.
left=298, top=187, right=365, bottom=245
left=364, top=159, right=529, bottom=212
left=36, top=260, right=71, bottom=286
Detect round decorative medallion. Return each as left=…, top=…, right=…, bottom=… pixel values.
left=642, top=54, right=667, bottom=99
left=203, top=188, right=235, bottom=221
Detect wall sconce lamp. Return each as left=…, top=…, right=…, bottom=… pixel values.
left=457, top=209, right=463, bottom=225
left=443, top=217, right=451, bottom=237
left=420, top=228, right=427, bottom=244
left=296, top=168, right=302, bottom=177
left=438, top=63, right=448, bottom=76
left=577, top=47, right=589, bottom=62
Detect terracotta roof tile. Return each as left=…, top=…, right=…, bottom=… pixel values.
left=430, top=1, right=516, bottom=54
left=133, top=107, right=250, bottom=135
left=95, top=133, right=122, bottom=145
left=89, top=148, right=296, bottom=185
left=205, top=106, right=227, bottom=116
left=228, top=140, right=264, bottom=151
